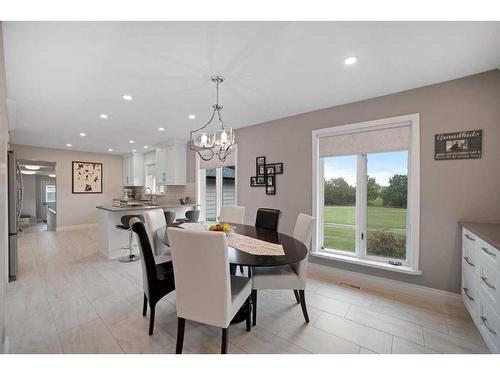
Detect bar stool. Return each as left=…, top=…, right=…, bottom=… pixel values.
left=164, top=211, right=176, bottom=225
left=175, top=209, right=200, bottom=223
left=116, top=214, right=144, bottom=262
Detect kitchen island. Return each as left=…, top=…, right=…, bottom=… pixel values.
left=96, top=202, right=199, bottom=259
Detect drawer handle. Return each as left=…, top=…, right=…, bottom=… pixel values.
left=480, top=316, right=497, bottom=335
left=463, top=287, right=474, bottom=301
left=481, top=276, right=496, bottom=290
left=463, top=256, right=475, bottom=267
left=481, top=247, right=497, bottom=257
left=464, top=234, right=475, bottom=241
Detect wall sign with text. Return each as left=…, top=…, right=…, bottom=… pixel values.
left=434, top=130, right=482, bottom=160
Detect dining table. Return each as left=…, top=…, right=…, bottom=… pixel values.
left=155, top=222, right=308, bottom=323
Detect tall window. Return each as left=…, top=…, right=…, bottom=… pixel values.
left=197, top=147, right=237, bottom=222
left=313, top=115, right=420, bottom=272
left=45, top=185, right=56, bottom=202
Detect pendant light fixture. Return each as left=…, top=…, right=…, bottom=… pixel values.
left=189, top=75, right=235, bottom=162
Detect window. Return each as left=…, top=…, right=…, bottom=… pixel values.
left=45, top=185, right=56, bottom=202
left=197, top=147, right=237, bottom=222
left=312, top=114, right=420, bottom=273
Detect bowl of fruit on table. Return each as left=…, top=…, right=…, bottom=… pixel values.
left=208, top=223, right=234, bottom=235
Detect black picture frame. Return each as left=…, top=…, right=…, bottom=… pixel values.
left=250, top=177, right=257, bottom=187
left=258, top=165, right=265, bottom=176
left=266, top=165, right=276, bottom=176
left=256, top=156, right=266, bottom=176
left=256, top=176, right=265, bottom=185
left=266, top=174, right=275, bottom=187
left=72, top=161, right=103, bottom=194
left=266, top=185, right=276, bottom=195
left=267, top=163, right=283, bottom=174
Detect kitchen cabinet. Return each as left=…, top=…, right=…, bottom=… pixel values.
left=156, top=142, right=186, bottom=185
left=461, top=223, right=500, bottom=353
left=123, top=153, right=144, bottom=186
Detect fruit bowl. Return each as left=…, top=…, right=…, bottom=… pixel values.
left=208, top=223, right=233, bottom=235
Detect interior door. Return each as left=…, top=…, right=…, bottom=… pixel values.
left=41, top=181, right=56, bottom=222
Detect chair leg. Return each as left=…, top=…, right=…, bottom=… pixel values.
left=245, top=297, right=251, bottom=332
left=149, top=302, right=156, bottom=335
left=239, top=265, right=244, bottom=274
left=299, top=290, right=310, bottom=323
left=142, top=294, right=148, bottom=316
left=221, top=327, right=228, bottom=354
left=176, top=317, right=185, bottom=354
left=293, top=289, right=300, bottom=304
left=251, top=289, right=257, bottom=326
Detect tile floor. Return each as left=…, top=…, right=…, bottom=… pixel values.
left=5, top=228, right=489, bottom=354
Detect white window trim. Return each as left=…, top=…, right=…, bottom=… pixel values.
left=311, top=113, right=421, bottom=274
left=195, top=145, right=238, bottom=222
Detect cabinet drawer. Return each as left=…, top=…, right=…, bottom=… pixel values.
left=478, top=255, right=500, bottom=309
left=478, top=295, right=499, bottom=353
left=478, top=240, right=499, bottom=270
left=462, top=268, right=479, bottom=319
left=462, top=228, right=478, bottom=277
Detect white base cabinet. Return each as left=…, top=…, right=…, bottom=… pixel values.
left=461, top=226, right=500, bottom=353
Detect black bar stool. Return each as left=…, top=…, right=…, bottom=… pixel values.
left=164, top=210, right=176, bottom=225
left=175, top=209, right=200, bottom=223
left=116, top=214, right=144, bottom=262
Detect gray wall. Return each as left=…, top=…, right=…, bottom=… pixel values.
left=12, top=145, right=124, bottom=228
left=21, top=174, right=36, bottom=219
left=188, top=70, right=500, bottom=293
left=0, top=22, right=9, bottom=351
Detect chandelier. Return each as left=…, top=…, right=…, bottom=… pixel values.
left=189, top=75, right=235, bottom=162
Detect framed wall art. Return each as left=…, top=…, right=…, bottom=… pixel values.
left=72, top=161, right=103, bottom=194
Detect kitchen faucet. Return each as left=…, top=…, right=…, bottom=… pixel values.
left=144, top=187, right=153, bottom=201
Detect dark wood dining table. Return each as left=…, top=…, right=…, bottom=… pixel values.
left=155, top=222, right=308, bottom=324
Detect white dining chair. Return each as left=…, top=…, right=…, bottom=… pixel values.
left=251, top=213, right=315, bottom=326
left=167, top=227, right=252, bottom=354
left=219, top=205, right=246, bottom=224
left=143, top=209, right=170, bottom=256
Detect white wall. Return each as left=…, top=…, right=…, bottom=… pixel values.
left=0, top=22, right=9, bottom=352
left=12, top=145, right=124, bottom=228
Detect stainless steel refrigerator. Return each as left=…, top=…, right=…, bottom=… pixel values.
left=7, top=150, right=22, bottom=282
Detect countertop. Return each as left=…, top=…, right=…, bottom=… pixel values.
left=96, top=202, right=200, bottom=212
left=460, top=222, right=500, bottom=249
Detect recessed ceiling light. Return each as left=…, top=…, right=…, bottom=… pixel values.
left=129, top=140, right=135, bottom=144
left=188, top=114, right=196, bottom=119
left=79, top=132, right=86, bottom=137
left=144, top=145, right=149, bottom=149
left=158, top=127, right=165, bottom=132
left=66, top=143, right=72, bottom=147
left=108, top=148, right=113, bottom=152
left=24, top=165, right=41, bottom=170
left=21, top=170, right=36, bottom=175
left=122, top=94, right=133, bottom=101
left=132, top=149, right=136, bottom=152
left=100, top=114, right=108, bottom=119
left=49, top=174, right=56, bottom=178
left=344, top=56, right=358, bottom=65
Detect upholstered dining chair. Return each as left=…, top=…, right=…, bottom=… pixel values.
left=255, top=208, right=281, bottom=232
left=143, top=209, right=170, bottom=256
left=130, top=218, right=176, bottom=335
left=167, top=227, right=252, bottom=354
left=251, top=213, right=315, bottom=326
left=219, top=205, right=245, bottom=224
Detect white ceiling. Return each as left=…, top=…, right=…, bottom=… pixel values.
left=3, top=22, right=500, bottom=155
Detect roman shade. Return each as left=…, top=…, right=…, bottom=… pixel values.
left=318, top=124, right=410, bottom=158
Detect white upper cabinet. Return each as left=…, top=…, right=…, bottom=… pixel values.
left=156, top=141, right=187, bottom=185
left=123, top=153, right=144, bottom=186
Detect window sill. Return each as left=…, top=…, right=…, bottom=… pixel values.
left=311, top=250, right=422, bottom=275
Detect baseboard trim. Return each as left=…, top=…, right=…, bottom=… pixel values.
left=56, top=223, right=98, bottom=232
left=308, top=262, right=462, bottom=306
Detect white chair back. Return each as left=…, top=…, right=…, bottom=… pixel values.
left=292, top=213, right=316, bottom=279
left=167, top=227, right=232, bottom=327
left=143, top=209, right=166, bottom=254
left=219, top=205, right=245, bottom=224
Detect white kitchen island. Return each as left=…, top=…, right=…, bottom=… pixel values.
left=96, top=202, right=199, bottom=259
